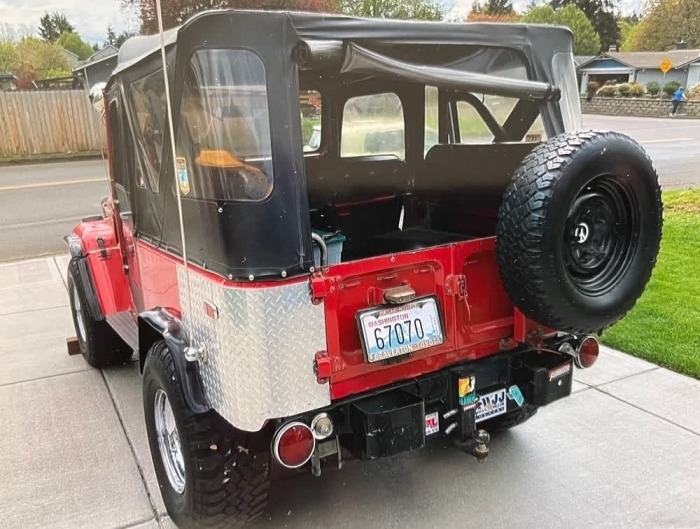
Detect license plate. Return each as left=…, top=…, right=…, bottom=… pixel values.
left=357, top=297, right=444, bottom=363
left=475, top=389, right=507, bottom=423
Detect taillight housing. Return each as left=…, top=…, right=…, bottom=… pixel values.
left=272, top=422, right=315, bottom=469
left=575, top=336, right=599, bottom=369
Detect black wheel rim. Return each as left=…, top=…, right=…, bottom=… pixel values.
left=563, top=175, right=639, bottom=296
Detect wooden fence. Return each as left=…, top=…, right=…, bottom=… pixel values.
left=0, top=90, right=106, bottom=157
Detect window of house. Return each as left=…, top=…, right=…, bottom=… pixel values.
left=301, top=90, right=322, bottom=153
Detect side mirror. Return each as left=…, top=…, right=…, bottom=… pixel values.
left=89, top=82, right=107, bottom=114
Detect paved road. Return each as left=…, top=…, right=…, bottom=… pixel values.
left=1, top=255, right=699, bottom=529
left=0, top=115, right=698, bottom=262
left=0, top=159, right=111, bottom=262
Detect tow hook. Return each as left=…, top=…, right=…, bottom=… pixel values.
left=454, top=429, right=491, bottom=463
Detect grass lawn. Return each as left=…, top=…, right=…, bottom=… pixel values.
left=601, top=187, right=700, bottom=378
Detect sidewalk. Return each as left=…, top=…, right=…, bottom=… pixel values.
left=1, top=255, right=699, bottom=529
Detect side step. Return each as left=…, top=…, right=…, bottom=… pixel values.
left=106, top=311, right=139, bottom=351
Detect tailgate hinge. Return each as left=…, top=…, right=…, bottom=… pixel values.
left=445, top=274, right=467, bottom=299
left=311, top=273, right=339, bottom=304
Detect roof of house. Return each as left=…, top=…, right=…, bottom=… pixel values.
left=72, top=44, right=119, bottom=73
left=574, top=55, right=596, bottom=67
left=0, top=72, right=17, bottom=81
left=581, top=49, right=700, bottom=70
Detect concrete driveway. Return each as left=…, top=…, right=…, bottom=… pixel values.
left=1, top=255, right=699, bottom=529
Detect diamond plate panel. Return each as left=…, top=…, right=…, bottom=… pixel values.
left=177, top=266, right=330, bottom=432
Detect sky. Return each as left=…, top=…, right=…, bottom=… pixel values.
left=0, top=0, right=644, bottom=46
left=0, top=0, right=137, bottom=45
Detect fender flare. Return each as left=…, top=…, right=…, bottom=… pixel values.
left=139, top=309, right=210, bottom=415
left=65, top=243, right=103, bottom=323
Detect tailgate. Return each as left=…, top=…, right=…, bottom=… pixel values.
left=314, top=237, right=515, bottom=400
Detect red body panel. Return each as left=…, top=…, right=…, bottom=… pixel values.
left=77, top=216, right=543, bottom=404
left=73, top=219, right=133, bottom=316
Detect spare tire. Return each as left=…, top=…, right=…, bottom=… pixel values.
left=496, top=130, right=662, bottom=334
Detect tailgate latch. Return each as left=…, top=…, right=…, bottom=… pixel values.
left=445, top=274, right=467, bottom=299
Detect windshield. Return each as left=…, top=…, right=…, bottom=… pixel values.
left=176, top=48, right=273, bottom=202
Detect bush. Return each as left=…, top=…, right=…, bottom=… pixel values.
left=663, top=80, right=682, bottom=96
left=604, top=79, right=617, bottom=86
left=597, top=85, right=617, bottom=97
left=646, top=81, right=660, bottom=96
left=587, top=81, right=600, bottom=93
left=617, top=83, right=632, bottom=97
left=629, top=83, right=645, bottom=97
left=687, top=84, right=700, bottom=100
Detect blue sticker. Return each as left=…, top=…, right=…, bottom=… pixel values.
left=507, top=385, right=525, bottom=407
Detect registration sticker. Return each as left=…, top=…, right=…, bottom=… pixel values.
left=425, top=411, right=439, bottom=436
left=475, top=389, right=507, bottom=423
left=507, top=385, right=525, bottom=407
left=176, top=156, right=190, bottom=195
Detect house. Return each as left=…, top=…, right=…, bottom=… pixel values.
left=0, top=72, right=17, bottom=91
left=577, top=49, right=700, bottom=93
left=72, top=44, right=119, bottom=91
left=61, top=49, right=80, bottom=69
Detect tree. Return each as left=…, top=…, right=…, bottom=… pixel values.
left=15, top=37, right=70, bottom=80
left=106, top=25, right=117, bottom=46
left=115, top=31, right=137, bottom=47
left=38, top=12, right=75, bottom=43
left=549, top=0, right=618, bottom=51
left=523, top=5, right=602, bottom=55
left=467, top=12, right=520, bottom=21
left=618, top=19, right=638, bottom=51
left=339, top=0, right=443, bottom=19
left=470, top=0, right=515, bottom=16
left=57, top=31, right=94, bottom=60
left=122, top=0, right=337, bottom=34
left=0, top=41, right=19, bottom=73
left=630, top=0, right=700, bottom=51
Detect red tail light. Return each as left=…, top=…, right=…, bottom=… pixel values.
left=576, top=336, right=599, bottom=369
left=272, top=422, right=315, bottom=469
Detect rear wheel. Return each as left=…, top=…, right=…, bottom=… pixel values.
left=67, top=259, right=132, bottom=368
left=143, top=341, right=271, bottom=528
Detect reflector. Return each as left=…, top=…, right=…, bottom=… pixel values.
left=274, top=422, right=315, bottom=468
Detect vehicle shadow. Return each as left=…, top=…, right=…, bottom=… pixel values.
left=254, top=430, right=529, bottom=528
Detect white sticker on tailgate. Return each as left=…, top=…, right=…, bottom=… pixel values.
left=475, top=389, right=507, bottom=422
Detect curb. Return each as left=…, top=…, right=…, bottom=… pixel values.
left=0, top=152, right=105, bottom=167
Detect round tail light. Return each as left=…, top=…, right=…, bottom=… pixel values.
left=576, top=336, right=600, bottom=369
left=272, top=422, right=315, bottom=469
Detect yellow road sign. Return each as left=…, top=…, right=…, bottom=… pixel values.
left=660, top=58, right=673, bottom=74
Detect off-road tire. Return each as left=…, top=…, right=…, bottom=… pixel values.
left=143, top=341, right=271, bottom=528
left=480, top=404, right=539, bottom=432
left=496, top=131, right=663, bottom=334
left=67, top=259, right=132, bottom=368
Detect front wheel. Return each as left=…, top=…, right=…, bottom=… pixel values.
left=143, top=342, right=271, bottom=528
left=67, top=259, right=132, bottom=368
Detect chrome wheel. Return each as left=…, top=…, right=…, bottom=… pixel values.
left=72, top=283, right=87, bottom=343
left=154, top=389, right=186, bottom=494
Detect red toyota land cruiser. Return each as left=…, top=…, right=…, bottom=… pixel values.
left=65, top=9, right=663, bottom=528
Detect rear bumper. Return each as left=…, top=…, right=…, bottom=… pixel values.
left=285, top=336, right=580, bottom=460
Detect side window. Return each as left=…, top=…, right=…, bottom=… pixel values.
left=108, top=100, right=131, bottom=214
left=176, top=49, right=273, bottom=202
left=456, top=101, right=494, bottom=144
left=129, top=70, right=166, bottom=193
left=341, top=92, right=405, bottom=160
left=456, top=95, right=547, bottom=144
left=425, top=86, right=439, bottom=155
left=300, top=90, right=322, bottom=153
